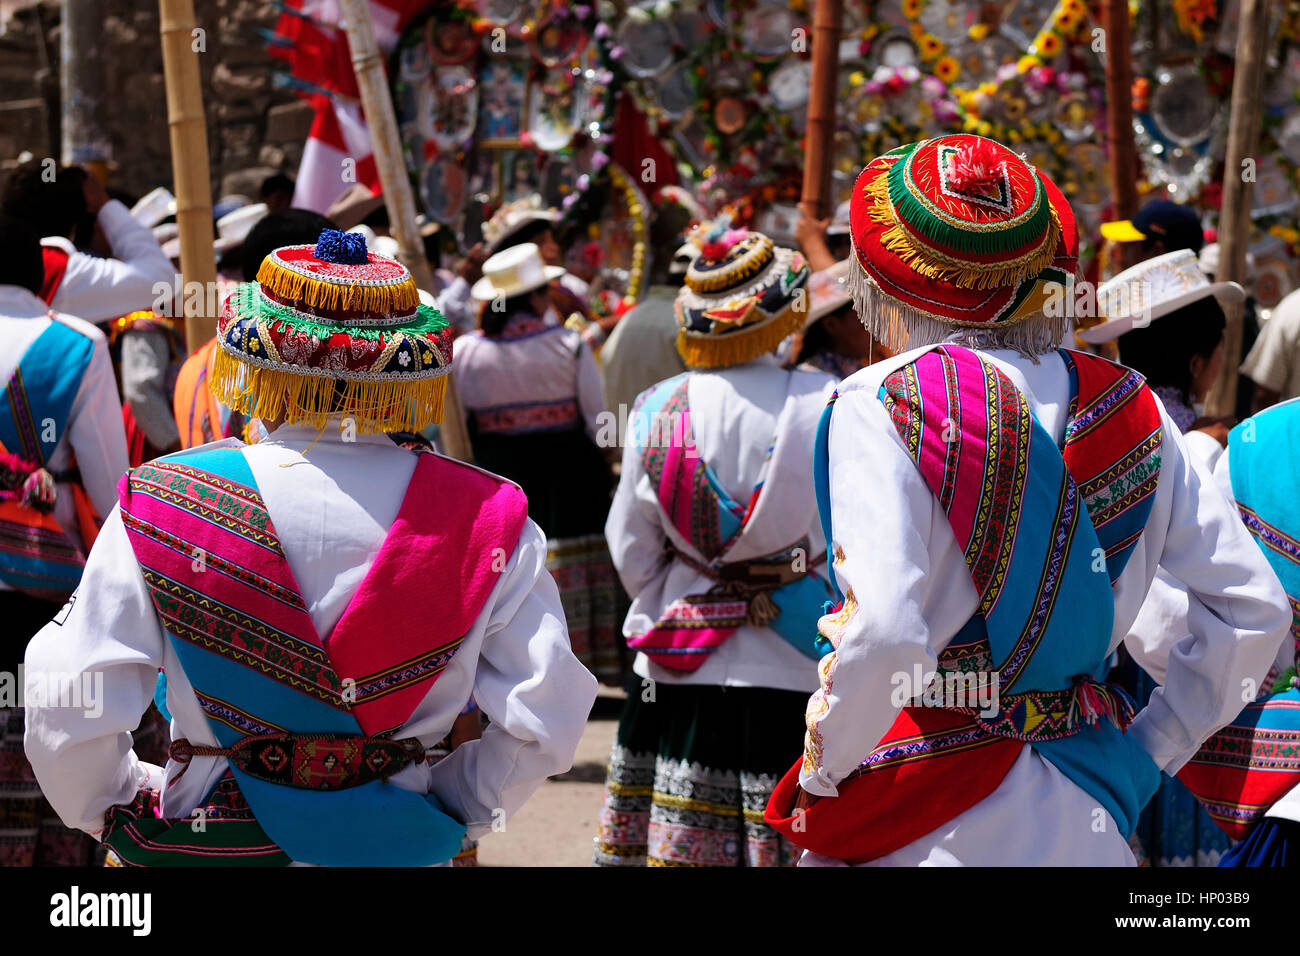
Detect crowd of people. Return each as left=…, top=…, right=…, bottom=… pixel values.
left=3, top=130, right=1300, bottom=868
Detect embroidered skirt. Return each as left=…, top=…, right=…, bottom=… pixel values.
left=1119, top=658, right=1231, bottom=866
left=595, top=675, right=807, bottom=867
left=469, top=423, right=628, bottom=685
left=0, top=592, right=101, bottom=866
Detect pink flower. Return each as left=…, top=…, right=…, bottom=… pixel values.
left=594, top=21, right=611, bottom=38
left=591, top=150, right=610, bottom=170
left=609, top=45, right=625, bottom=59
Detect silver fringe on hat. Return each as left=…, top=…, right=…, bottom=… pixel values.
left=846, top=239, right=1074, bottom=361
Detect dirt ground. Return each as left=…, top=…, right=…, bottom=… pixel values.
left=475, top=691, right=622, bottom=867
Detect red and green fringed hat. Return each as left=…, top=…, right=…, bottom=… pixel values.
left=674, top=228, right=811, bottom=369
left=212, top=229, right=453, bottom=433
left=848, top=134, right=1079, bottom=352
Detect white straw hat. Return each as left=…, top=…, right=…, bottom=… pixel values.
left=470, top=242, right=565, bottom=301
left=1077, top=249, right=1245, bottom=344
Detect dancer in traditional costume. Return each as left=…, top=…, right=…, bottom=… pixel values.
left=454, top=243, right=625, bottom=686
left=0, top=216, right=128, bottom=866
left=763, top=135, right=1290, bottom=866
left=1172, top=401, right=1300, bottom=866
left=595, top=229, right=836, bottom=867
left=2, top=162, right=174, bottom=327
left=1077, top=251, right=1247, bottom=865
left=23, top=229, right=598, bottom=866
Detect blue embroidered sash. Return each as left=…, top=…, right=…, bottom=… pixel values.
left=0, top=321, right=94, bottom=597
left=118, top=446, right=471, bottom=866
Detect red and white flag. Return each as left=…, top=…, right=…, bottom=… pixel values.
left=270, top=0, right=426, bottom=213
left=292, top=95, right=382, bottom=215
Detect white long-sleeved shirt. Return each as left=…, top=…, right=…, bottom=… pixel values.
left=799, top=345, right=1289, bottom=866
left=454, top=317, right=607, bottom=441
left=607, top=356, right=838, bottom=694
left=1135, top=445, right=1300, bottom=825
left=22, top=426, right=599, bottom=850
left=43, top=199, right=175, bottom=324
left=0, top=286, right=128, bottom=583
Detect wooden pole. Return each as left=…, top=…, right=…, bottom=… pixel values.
left=1206, top=0, right=1271, bottom=418
left=158, top=0, right=217, bottom=352
left=338, top=0, right=473, bottom=462
left=800, top=0, right=843, bottom=221
left=1102, top=0, right=1139, bottom=273
left=61, top=0, right=110, bottom=172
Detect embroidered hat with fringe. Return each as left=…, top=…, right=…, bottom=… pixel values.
left=674, top=228, right=811, bottom=369
left=848, top=134, right=1079, bottom=355
left=211, top=228, right=454, bottom=434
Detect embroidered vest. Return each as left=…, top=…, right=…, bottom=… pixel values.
left=0, top=321, right=96, bottom=600
left=767, top=345, right=1165, bottom=862
left=626, top=373, right=832, bottom=670
left=1177, top=402, right=1300, bottom=839
left=110, top=445, right=529, bottom=866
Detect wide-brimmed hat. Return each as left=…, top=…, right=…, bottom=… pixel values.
left=483, top=195, right=561, bottom=253
left=804, top=259, right=854, bottom=328
left=211, top=228, right=453, bottom=433
left=674, top=229, right=810, bottom=368
left=1076, top=249, right=1245, bottom=344
left=847, top=133, right=1078, bottom=352
left=470, top=242, right=565, bottom=301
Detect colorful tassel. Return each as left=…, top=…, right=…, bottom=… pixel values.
left=676, top=302, right=807, bottom=370
left=209, top=347, right=448, bottom=434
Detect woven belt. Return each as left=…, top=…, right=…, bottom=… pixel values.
left=169, top=733, right=426, bottom=791
left=941, top=674, right=1139, bottom=743
left=668, top=538, right=825, bottom=627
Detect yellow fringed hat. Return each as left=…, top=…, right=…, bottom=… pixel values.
left=211, top=229, right=453, bottom=434
left=674, top=229, right=811, bottom=369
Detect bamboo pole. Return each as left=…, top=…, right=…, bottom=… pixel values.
left=1206, top=0, right=1271, bottom=418
left=158, top=0, right=217, bottom=352
left=1102, top=0, right=1139, bottom=273
left=338, top=0, right=473, bottom=462
left=800, top=0, right=843, bottom=221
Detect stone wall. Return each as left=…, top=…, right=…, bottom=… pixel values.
left=0, top=0, right=316, bottom=202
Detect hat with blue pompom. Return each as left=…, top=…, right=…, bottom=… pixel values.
left=211, top=228, right=453, bottom=433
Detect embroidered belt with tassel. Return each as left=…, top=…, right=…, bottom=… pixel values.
left=670, top=538, right=824, bottom=628
left=169, top=733, right=427, bottom=791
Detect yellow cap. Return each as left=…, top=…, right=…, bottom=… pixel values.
left=1099, top=219, right=1147, bottom=243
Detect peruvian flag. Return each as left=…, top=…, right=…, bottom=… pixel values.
left=292, top=94, right=383, bottom=214
left=270, top=1, right=426, bottom=213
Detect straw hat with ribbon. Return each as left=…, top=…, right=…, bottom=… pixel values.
left=847, top=133, right=1079, bottom=356
left=483, top=195, right=561, bottom=253
left=211, top=228, right=453, bottom=433
left=469, top=242, right=566, bottom=301
left=1076, top=249, right=1245, bottom=345
left=674, top=227, right=811, bottom=369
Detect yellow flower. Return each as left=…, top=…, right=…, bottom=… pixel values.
left=935, top=56, right=960, bottom=82
left=977, top=120, right=992, bottom=136
left=850, top=70, right=866, bottom=86
left=1006, top=129, right=1022, bottom=143
left=902, top=0, right=922, bottom=18
left=978, top=81, right=997, bottom=96
left=968, top=23, right=990, bottom=41
left=1017, top=54, right=1041, bottom=73
left=920, top=33, right=945, bottom=59
left=1034, top=31, right=1063, bottom=58
left=963, top=113, right=981, bottom=132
